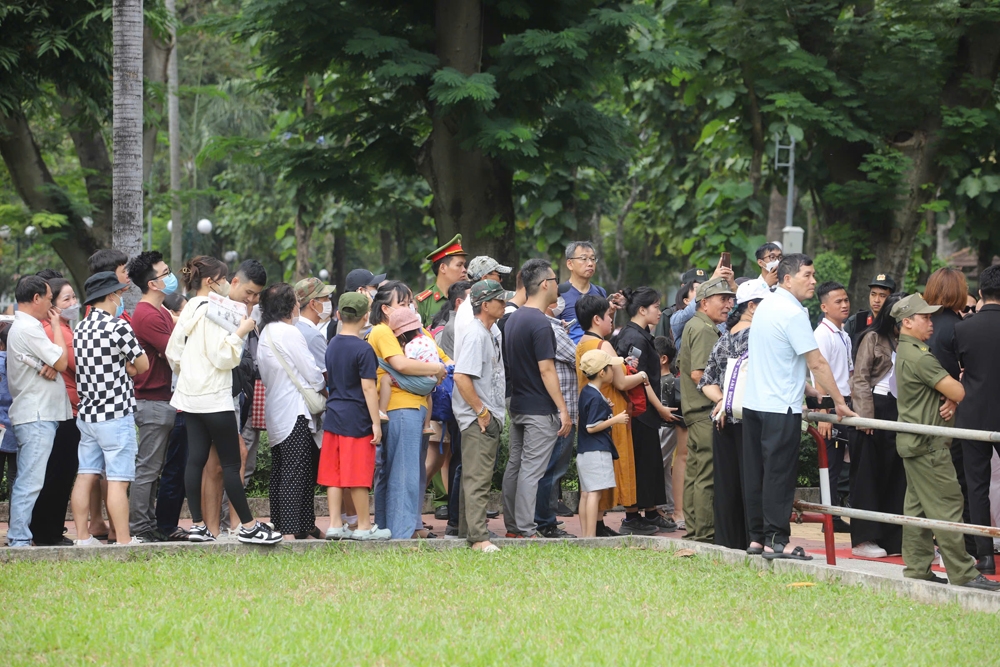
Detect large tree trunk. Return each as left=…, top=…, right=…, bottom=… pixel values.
left=333, top=228, right=347, bottom=298
left=0, top=110, right=98, bottom=291
left=417, top=0, right=516, bottom=270
left=113, top=0, right=146, bottom=292
left=166, top=0, right=183, bottom=270
left=142, top=24, right=169, bottom=183
left=57, top=101, right=113, bottom=249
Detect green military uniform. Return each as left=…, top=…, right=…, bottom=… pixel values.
left=895, top=333, right=978, bottom=584
left=679, top=308, right=722, bottom=544
left=416, top=233, right=467, bottom=329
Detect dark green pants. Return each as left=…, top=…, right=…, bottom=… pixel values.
left=684, top=416, right=714, bottom=543
left=459, top=416, right=501, bottom=544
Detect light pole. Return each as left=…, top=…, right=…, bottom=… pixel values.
left=775, top=134, right=805, bottom=255
left=224, top=250, right=239, bottom=265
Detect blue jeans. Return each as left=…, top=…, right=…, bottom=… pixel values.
left=156, top=413, right=188, bottom=534
left=8, top=420, right=58, bottom=546
left=375, top=407, right=426, bottom=539
left=535, top=425, right=577, bottom=529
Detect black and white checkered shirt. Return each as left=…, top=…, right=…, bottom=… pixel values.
left=74, top=308, right=145, bottom=423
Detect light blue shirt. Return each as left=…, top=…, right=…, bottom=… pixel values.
left=744, top=287, right=818, bottom=414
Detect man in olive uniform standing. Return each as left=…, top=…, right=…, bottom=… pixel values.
left=679, top=277, right=735, bottom=543
left=417, top=234, right=469, bottom=328
left=892, top=293, right=999, bottom=591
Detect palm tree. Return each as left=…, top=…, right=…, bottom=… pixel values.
left=112, top=0, right=144, bottom=300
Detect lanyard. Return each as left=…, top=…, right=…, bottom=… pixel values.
left=821, top=320, right=853, bottom=372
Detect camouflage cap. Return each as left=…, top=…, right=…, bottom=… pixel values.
left=294, top=277, right=336, bottom=304
left=470, top=279, right=514, bottom=306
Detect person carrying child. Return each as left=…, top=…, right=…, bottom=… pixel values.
left=382, top=309, right=443, bottom=436
left=577, top=349, right=629, bottom=538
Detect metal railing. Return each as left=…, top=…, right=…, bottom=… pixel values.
left=796, top=411, right=1000, bottom=567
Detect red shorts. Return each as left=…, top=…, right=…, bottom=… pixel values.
left=317, top=431, right=376, bottom=488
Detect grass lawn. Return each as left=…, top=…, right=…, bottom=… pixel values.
left=1, top=543, right=997, bottom=665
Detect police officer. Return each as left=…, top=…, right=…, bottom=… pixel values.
left=891, top=293, right=999, bottom=591
left=844, top=273, right=896, bottom=354
left=416, top=234, right=468, bottom=328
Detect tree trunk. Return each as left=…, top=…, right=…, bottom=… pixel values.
left=57, top=101, right=113, bottom=249
left=766, top=185, right=786, bottom=244
left=113, top=0, right=145, bottom=298
left=166, top=0, right=183, bottom=270
left=294, top=203, right=312, bottom=281
left=333, top=228, right=347, bottom=298
left=142, top=24, right=169, bottom=183
left=417, top=0, right=517, bottom=271
left=0, top=110, right=98, bottom=292
left=936, top=209, right=957, bottom=261
left=380, top=228, right=393, bottom=269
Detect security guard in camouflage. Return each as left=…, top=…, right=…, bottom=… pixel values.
left=416, top=233, right=468, bottom=328
left=892, top=293, right=999, bottom=591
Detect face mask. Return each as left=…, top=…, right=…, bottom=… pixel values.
left=291, top=316, right=300, bottom=326
left=765, top=260, right=779, bottom=273
left=212, top=279, right=231, bottom=298
left=319, top=300, right=333, bottom=321
left=59, top=303, right=80, bottom=321
left=112, top=294, right=125, bottom=318
left=552, top=296, right=566, bottom=318
left=160, top=272, right=179, bottom=295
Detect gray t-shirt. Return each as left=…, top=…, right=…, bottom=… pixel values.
left=451, top=318, right=506, bottom=431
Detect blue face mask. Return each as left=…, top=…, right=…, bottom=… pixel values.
left=113, top=294, right=125, bottom=318
left=160, top=272, right=178, bottom=295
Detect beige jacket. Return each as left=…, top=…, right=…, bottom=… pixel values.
left=165, top=296, right=245, bottom=413
left=850, top=330, right=895, bottom=419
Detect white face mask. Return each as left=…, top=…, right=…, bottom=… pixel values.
left=319, top=300, right=333, bottom=321
left=765, top=260, right=779, bottom=273
left=552, top=296, right=566, bottom=318
left=291, top=316, right=300, bottom=326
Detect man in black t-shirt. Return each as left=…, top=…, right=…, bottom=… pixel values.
left=501, top=259, right=571, bottom=538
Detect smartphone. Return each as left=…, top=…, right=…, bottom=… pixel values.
left=629, top=346, right=642, bottom=359
left=720, top=252, right=731, bottom=269
left=806, top=395, right=836, bottom=410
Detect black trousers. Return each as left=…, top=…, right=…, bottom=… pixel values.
left=951, top=443, right=978, bottom=555
left=824, top=396, right=851, bottom=506
left=184, top=411, right=253, bottom=526
left=633, top=419, right=667, bottom=508
left=960, top=438, right=1000, bottom=559
left=742, top=408, right=801, bottom=549
left=156, top=413, right=188, bottom=534
left=446, top=417, right=463, bottom=526
left=29, top=419, right=80, bottom=545
left=848, top=394, right=904, bottom=553
left=713, top=422, right=747, bottom=550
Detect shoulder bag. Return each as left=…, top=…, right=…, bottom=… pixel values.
left=265, top=326, right=327, bottom=415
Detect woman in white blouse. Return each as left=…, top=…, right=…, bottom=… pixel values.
left=256, top=283, right=327, bottom=538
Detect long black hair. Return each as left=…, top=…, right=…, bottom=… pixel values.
left=370, top=281, right=413, bottom=327
left=621, top=286, right=660, bottom=318
left=675, top=281, right=695, bottom=311
left=862, top=292, right=907, bottom=350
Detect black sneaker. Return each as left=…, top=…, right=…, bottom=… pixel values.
left=486, top=510, right=500, bottom=519
left=644, top=515, right=678, bottom=533
left=433, top=506, right=450, bottom=520
left=961, top=574, right=1000, bottom=592
left=136, top=530, right=168, bottom=543
left=619, top=518, right=658, bottom=536
left=555, top=500, right=575, bottom=517
left=538, top=525, right=576, bottom=538
left=238, top=522, right=283, bottom=545
left=595, top=523, right=621, bottom=537
left=444, top=523, right=459, bottom=538
left=187, top=524, right=216, bottom=543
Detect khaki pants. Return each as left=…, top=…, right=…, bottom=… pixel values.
left=901, top=447, right=977, bottom=584
left=460, top=416, right=501, bottom=544
left=684, top=416, right=715, bottom=543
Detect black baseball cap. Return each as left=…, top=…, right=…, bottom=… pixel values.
left=344, top=268, right=386, bottom=293
left=868, top=273, right=896, bottom=292
left=681, top=267, right=708, bottom=284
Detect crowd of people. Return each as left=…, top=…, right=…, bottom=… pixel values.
left=2, top=237, right=1000, bottom=589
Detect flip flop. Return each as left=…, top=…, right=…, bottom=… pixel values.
left=763, top=545, right=812, bottom=561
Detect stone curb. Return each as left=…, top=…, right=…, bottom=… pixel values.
left=2, top=531, right=997, bottom=614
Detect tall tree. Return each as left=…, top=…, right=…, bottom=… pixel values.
left=113, top=0, right=145, bottom=273
left=165, top=0, right=183, bottom=269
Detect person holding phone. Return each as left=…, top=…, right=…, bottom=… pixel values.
left=613, top=287, right=680, bottom=534
left=670, top=256, right=737, bottom=348
left=749, top=242, right=783, bottom=291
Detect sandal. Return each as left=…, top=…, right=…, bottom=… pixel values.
left=763, top=545, right=813, bottom=561
left=747, top=545, right=764, bottom=555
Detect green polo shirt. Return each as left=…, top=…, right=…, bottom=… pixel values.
left=679, top=310, right=720, bottom=421
left=894, top=334, right=951, bottom=458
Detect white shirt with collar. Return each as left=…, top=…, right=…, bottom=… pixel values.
left=7, top=310, right=72, bottom=425
left=258, top=321, right=326, bottom=445
left=812, top=317, right=853, bottom=397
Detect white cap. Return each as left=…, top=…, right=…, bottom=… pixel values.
left=736, top=279, right=771, bottom=305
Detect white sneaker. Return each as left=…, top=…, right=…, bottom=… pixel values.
left=851, top=541, right=888, bottom=558
left=187, top=524, right=216, bottom=543
left=238, top=521, right=283, bottom=545
left=114, top=536, right=142, bottom=546
left=74, top=536, right=101, bottom=547
left=325, top=524, right=353, bottom=540
left=350, top=524, right=391, bottom=541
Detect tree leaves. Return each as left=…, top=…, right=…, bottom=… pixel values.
left=428, top=68, right=499, bottom=111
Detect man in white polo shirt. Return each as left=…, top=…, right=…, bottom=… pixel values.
left=742, top=254, right=856, bottom=560
left=811, top=281, right=854, bottom=532
left=6, top=276, right=71, bottom=547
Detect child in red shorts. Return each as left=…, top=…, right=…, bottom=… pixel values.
left=318, top=292, right=389, bottom=540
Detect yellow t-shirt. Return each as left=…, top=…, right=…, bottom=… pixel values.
left=367, top=323, right=451, bottom=412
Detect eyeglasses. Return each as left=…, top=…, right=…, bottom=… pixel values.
left=761, top=254, right=782, bottom=262
left=155, top=268, right=171, bottom=279
left=569, top=256, right=599, bottom=264
left=539, top=277, right=558, bottom=286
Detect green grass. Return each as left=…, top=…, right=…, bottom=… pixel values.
left=1, top=543, right=997, bottom=665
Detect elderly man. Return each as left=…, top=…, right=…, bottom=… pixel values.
left=294, top=277, right=336, bottom=370
left=743, top=254, right=856, bottom=560
left=679, top=277, right=735, bottom=543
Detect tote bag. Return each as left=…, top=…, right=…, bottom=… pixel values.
left=722, top=352, right=749, bottom=420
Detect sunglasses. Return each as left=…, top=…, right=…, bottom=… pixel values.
left=963, top=305, right=977, bottom=314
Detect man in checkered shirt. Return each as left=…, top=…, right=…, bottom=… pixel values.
left=69, top=271, right=149, bottom=547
